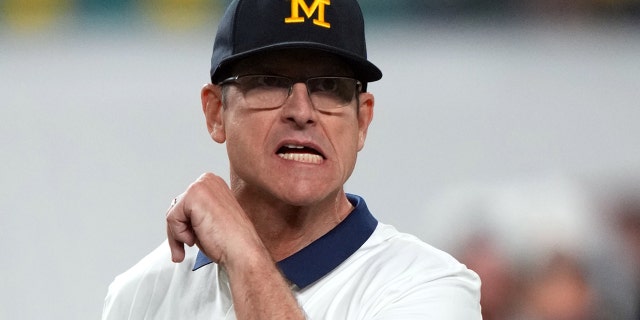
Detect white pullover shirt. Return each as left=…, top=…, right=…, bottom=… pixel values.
left=103, top=194, right=482, bottom=319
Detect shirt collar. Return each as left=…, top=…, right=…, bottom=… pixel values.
left=192, top=194, right=378, bottom=289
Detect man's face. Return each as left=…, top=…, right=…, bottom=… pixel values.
left=205, top=49, right=374, bottom=206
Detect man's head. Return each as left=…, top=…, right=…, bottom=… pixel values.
left=209, top=0, right=381, bottom=90
left=202, top=48, right=374, bottom=206
left=200, top=0, right=379, bottom=206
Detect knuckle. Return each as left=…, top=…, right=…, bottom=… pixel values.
left=199, top=172, right=217, bottom=182
left=189, top=173, right=225, bottom=196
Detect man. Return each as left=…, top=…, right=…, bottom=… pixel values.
left=102, top=0, right=481, bottom=319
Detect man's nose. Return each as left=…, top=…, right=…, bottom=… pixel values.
left=280, top=83, right=317, bottom=127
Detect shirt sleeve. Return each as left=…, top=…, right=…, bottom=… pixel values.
left=102, top=272, right=136, bottom=320
left=101, top=241, right=177, bottom=320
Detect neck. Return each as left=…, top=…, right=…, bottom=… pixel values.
left=234, top=189, right=354, bottom=262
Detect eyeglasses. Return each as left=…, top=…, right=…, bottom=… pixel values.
left=219, top=75, right=362, bottom=110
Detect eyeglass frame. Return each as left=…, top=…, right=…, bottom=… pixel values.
left=218, top=74, right=364, bottom=110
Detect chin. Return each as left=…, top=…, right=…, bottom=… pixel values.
left=279, top=192, right=326, bottom=207
left=275, top=185, right=340, bottom=208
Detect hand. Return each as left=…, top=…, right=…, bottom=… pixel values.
left=165, top=173, right=307, bottom=319
left=166, top=173, right=262, bottom=265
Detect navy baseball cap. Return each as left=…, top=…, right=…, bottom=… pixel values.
left=210, top=0, right=382, bottom=86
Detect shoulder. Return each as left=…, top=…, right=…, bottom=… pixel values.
left=300, top=223, right=482, bottom=318
left=346, top=223, right=482, bottom=318
left=102, top=241, right=201, bottom=319
left=365, top=223, right=475, bottom=275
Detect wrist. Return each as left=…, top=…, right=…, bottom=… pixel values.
left=220, top=234, right=274, bottom=272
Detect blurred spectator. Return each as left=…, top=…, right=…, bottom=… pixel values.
left=459, top=235, right=519, bottom=320
left=613, top=196, right=640, bottom=278
left=609, top=194, right=640, bottom=319
left=518, top=252, right=596, bottom=320
left=421, top=176, right=640, bottom=319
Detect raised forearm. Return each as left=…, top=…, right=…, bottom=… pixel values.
left=225, top=246, right=306, bottom=320
left=166, top=173, right=305, bottom=319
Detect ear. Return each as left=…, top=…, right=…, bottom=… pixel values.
left=201, top=84, right=226, bottom=143
left=356, top=92, right=374, bottom=151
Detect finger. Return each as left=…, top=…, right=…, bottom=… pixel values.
left=167, top=201, right=198, bottom=245
left=166, top=197, right=197, bottom=263
left=167, top=224, right=186, bottom=263
left=166, top=197, right=186, bottom=262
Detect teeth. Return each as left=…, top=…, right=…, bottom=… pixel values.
left=278, top=153, right=323, bottom=164
left=285, top=144, right=305, bottom=149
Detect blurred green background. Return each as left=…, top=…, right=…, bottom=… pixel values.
left=1, top=0, right=639, bottom=33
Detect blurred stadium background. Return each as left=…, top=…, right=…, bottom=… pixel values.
left=2, top=0, right=640, bottom=319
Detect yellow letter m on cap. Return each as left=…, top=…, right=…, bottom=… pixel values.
left=285, top=0, right=331, bottom=29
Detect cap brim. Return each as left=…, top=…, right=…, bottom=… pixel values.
left=210, top=42, right=382, bottom=85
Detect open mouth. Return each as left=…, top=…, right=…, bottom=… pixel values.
left=277, top=144, right=325, bottom=164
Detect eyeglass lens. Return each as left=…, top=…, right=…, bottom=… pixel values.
left=229, top=75, right=359, bottom=110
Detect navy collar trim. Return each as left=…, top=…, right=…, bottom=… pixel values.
left=192, top=194, right=378, bottom=289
